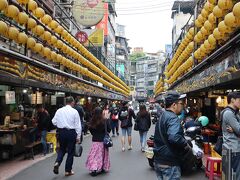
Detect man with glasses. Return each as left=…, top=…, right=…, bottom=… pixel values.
left=154, top=91, right=192, bottom=180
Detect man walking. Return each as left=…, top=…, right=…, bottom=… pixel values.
left=154, top=91, right=192, bottom=180
left=222, top=92, right=240, bottom=179
left=52, top=96, right=82, bottom=176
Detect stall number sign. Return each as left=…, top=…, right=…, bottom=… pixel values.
left=5, top=91, right=16, bottom=104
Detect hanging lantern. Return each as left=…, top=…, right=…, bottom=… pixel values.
left=34, top=25, right=44, bottom=36
left=213, top=6, right=223, bottom=18
left=56, top=54, right=62, bottom=62
left=18, top=32, right=28, bottom=44
left=0, top=21, right=8, bottom=36
left=33, top=7, right=45, bottom=19
left=218, top=21, right=231, bottom=33
left=224, top=12, right=237, bottom=28
left=61, top=29, right=68, bottom=38
left=17, top=12, right=29, bottom=26
left=5, top=5, right=19, bottom=19
left=43, top=47, right=51, bottom=57
left=208, top=0, right=216, bottom=4
left=56, top=40, right=63, bottom=48
left=208, top=34, right=216, bottom=45
left=208, top=13, right=216, bottom=24
left=27, top=37, right=36, bottom=48
left=49, top=20, right=58, bottom=30
left=41, top=14, right=52, bottom=25
left=27, top=18, right=37, bottom=29
left=43, top=31, right=51, bottom=41
left=0, top=0, right=8, bottom=11
left=213, top=28, right=223, bottom=40
left=201, top=9, right=209, bottom=18
left=204, top=2, right=214, bottom=12
left=8, top=27, right=19, bottom=41
left=218, top=0, right=233, bottom=10
left=49, top=35, right=57, bottom=45
left=34, top=43, right=43, bottom=53
left=195, top=19, right=202, bottom=28
left=200, top=27, right=208, bottom=36
left=233, top=2, right=240, bottom=18
left=55, top=25, right=63, bottom=34
left=61, top=44, right=67, bottom=52
left=204, top=20, right=214, bottom=31
left=28, top=0, right=37, bottom=12
left=50, top=51, right=57, bottom=61
left=204, top=39, right=211, bottom=49
left=17, top=0, right=30, bottom=4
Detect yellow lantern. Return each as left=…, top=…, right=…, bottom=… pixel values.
left=224, top=12, right=237, bottom=28
left=197, top=32, right=204, bottom=41
left=195, top=19, right=202, bottom=28
left=233, top=2, right=240, bottom=18
left=208, top=34, right=216, bottom=45
left=18, top=32, right=28, bottom=44
left=0, top=21, right=8, bottom=36
left=197, top=14, right=205, bottom=23
left=17, top=12, right=29, bottom=25
left=27, top=37, right=36, bottom=48
left=201, top=9, right=209, bottom=18
left=50, top=51, right=57, bottom=61
left=208, top=0, right=216, bottom=4
left=34, top=25, right=44, bottom=36
left=218, top=0, right=233, bottom=10
left=34, top=43, right=43, bottom=53
left=27, top=18, right=37, bottom=29
left=43, top=47, right=51, bottom=57
left=208, top=13, right=216, bottom=24
left=43, top=31, right=51, bottom=41
left=33, top=7, right=45, bottom=19
left=5, top=5, right=19, bottom=19
left=41, top=14, right=52, bottom=25
left=213, top=6, right=223, bottom=18
left=0, top=0, right=8, bottom=11
left=8, top=27, right=19, bottom=40
left=204, top=2, right=214, bottom=12
left=200, top=27, right=208, bottom=36
left=61, top=44, right=67, bottom=52
left=17, top=0, right=30, bottom=4
left=49, top=20, right=58, bottom=30
left=218, top=21, right=231, bottom=33
left=50, top=35, right=57, bottom=45
left=56, top=40, right=63, bottom=48
left=61, top=29, right=68, bottom=38
left=204, top=39, right=211, bottom=49
left=204, top=20, right=213, bottom=31
left=28, top=0, right=37, bottom=12
left=55, top=26, right=63, bottom=34
left=213, top=28, right=223, bottom=40
left=56, top=54, right=63, bottom=62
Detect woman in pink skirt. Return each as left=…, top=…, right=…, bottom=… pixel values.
left=86, top=106, right=111, bottom=176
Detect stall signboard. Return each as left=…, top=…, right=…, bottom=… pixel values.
left=75, top=29, right=104, bottom=47
left=5, top=91, right=15, bottom=104
left=72, top=0, right=105, bottom=27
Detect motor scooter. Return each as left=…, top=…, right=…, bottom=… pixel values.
left=144, top=135, right=154, bottom=168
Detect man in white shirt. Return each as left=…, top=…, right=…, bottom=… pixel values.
left=52, top=96, right=82, bottom=176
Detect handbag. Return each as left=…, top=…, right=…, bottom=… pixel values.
left=214, top=136, right=223, bottom=155
left=74, top=143, right=83, bottom=157
left=134, top=123, right=139, bottom=131
left=103, top=120, right=113, bottom=148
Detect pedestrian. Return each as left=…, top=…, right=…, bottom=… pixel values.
left=154, top=91, right=193, bottom=180
left=103, top=103, right=110, bottom=120
left=52, top=96, right=82, bottom=176
left=86, top=107, right=111, bottom=176
left=36, top=104, right=50, bottom=156
left=221, top=92, right=240, bottom=179
left=119, top=101, right=136, bottom=151
left=110, top=103, right=119, bottom=137
left=74, top=98, right=85, bottom=141
left=135, top=104, right=151, bottom=152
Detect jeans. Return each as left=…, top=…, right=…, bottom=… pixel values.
left=111, top=120, right=119, bottom=135
left=121, top=127, right=132, bottom=136
left=232, top=152, right=240, bottom=180
left=41, top=130, right=47, bottom=155
left=155, top=163, right=181, bottom=180
left=56, top=129, right=77, bottom=172
left=139, top=131, right=148, bottom=148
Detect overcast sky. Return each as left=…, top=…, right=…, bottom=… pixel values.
left=115, top=0, right=174, bottom=53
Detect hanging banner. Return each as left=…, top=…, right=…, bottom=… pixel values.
left=75, top=29, right=104, bottom=46
left=73, top=0, right=105, bottom=27
left=96, top=3, right=108, bottom=36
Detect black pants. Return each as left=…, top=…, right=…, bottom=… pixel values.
left=55, top=129, right=77, bottom=172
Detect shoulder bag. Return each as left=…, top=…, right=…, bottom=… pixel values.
left=103, top=120, right=113, bottom=148
left=74, top=143, right=83, bottom=157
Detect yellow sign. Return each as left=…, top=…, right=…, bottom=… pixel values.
left=85, top=29, right=104, bottom=46
left=73, top=0, right=104, bottom=27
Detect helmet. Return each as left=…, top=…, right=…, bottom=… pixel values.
left=198, top=116, right=209, bottom=127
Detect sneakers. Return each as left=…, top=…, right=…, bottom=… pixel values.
left=53, top=163, right=59, bottom=174
left=117, top=132, right=119, bottom=136
left=141, top=147, right=145, bottom=152
left=65, top=171, right=74, bottom=176
left=128, top=145, right=133, bottom=150
left=122, top=147, right=125, bottom=152
left=112, top=134, right=116, bottom=137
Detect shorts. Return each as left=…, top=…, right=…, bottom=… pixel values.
left=121, top=127, right=132, bottom=136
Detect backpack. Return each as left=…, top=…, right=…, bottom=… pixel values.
left=120, top=109, right=129, bottom=128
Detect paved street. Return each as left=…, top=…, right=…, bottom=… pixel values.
left=10, top=125, right=207, bottom=180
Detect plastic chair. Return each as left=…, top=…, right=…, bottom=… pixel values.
left=205, top=156, right=222, bottom=180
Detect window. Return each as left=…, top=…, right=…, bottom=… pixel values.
left=148, top=81, right=154, bottom=86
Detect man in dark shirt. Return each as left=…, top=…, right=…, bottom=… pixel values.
left=36, top=104, right=50, bottom=155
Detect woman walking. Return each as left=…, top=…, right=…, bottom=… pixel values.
left=136, top=104, right=151, bottom=152
left=86, top=107, right=111, bottom=176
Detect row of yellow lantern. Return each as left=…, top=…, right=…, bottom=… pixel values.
left=0, top=0, right=130, bottom=95
left=0, top=20, right=129, bottom=96
left=165, top=0, right=240, bottom=85
left=154, top=79, right=163, bottom=93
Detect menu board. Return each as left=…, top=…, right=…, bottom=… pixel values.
left=5, top=91, right=16, bottom=104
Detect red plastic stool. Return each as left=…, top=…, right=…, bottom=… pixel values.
left=205, top=157, right=222, bottom=180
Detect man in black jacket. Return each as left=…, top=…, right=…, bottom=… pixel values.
left=154, top=91, right=191, bottom=180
